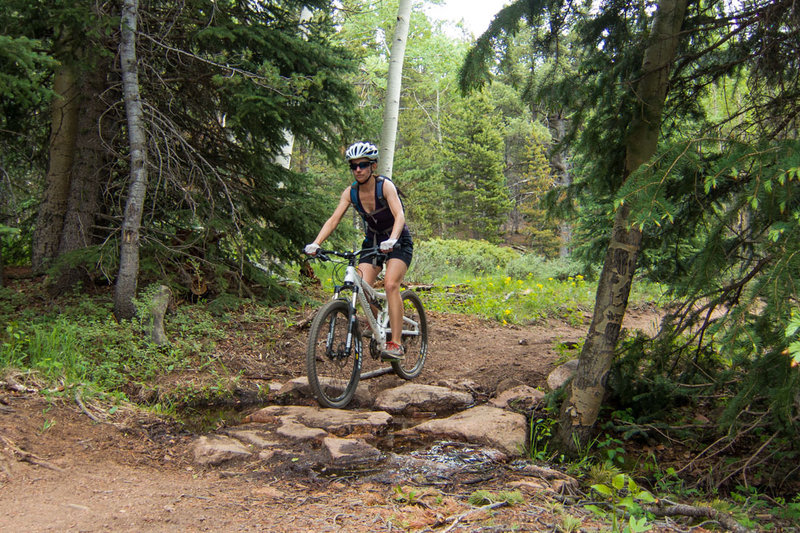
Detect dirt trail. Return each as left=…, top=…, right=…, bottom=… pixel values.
left=1, top=308, right=664, bottom=532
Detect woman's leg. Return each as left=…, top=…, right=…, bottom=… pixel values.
left=358, top=263, right=382, bottom=316
left=383, top=258, right=408, bottom=346
left=357, top=263, right=381, bottom=287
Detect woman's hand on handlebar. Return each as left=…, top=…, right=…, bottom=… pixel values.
left=379, top=238, right=397, bottom=253
left=304, top=243, right=320, bottom=256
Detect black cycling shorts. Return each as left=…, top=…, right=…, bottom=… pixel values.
left=360, top=232, right=413, bottom=268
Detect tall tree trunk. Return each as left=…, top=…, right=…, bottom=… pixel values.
left=52, top=64, right=113, bottom=294
left=556, top=0, right=688, bottom=451
left=114, top=0, right=149, bottom=320
left=547, top=112, right=572, bottom=258
left=377, top=0, right=412, bottom=179
left=32, top=62, right=80, bottom=271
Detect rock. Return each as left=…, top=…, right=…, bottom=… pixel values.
left=405, top=405, right=527, bottom=457
left=489, top=385, right=545, bottom=411
left=547, top=359, right=579, bottom=391
left=244, top=405, right=392, bottom=437
left=224, top=429, right=279, bottom=449
left=375, top=383, right=473, bottom=414
left=258, top=450, right=278, bottom=462
left=276, top=418, right=328, bottom=441
left=495, top=378, right=525, bottom=395
left=192, top=435, right=251, bottom=466
left=278, top=377, right=373, bottom=408
left=323, top=436, right=382, bottom=466
left=435, top=378, right=480, bottom=392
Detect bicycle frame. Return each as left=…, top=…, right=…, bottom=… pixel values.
left=333, top=259, right=389, bottom=352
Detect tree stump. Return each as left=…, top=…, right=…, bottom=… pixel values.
left=150, top=285, right=172, bottom=345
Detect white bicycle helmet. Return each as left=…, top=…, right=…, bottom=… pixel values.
left=345, top=141, right=379, bottom=161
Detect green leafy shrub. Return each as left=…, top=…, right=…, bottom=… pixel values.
left=505, top=254, right=589, bottom=281
left=408, top=238, right=519, bottom=283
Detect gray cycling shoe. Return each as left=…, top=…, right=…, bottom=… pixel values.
left=381, top=341, right=405, bottom=361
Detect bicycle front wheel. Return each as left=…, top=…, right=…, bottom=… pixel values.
left=391, top=290, right=428, bottom=379
left=306, top=300, right=362, bottom=408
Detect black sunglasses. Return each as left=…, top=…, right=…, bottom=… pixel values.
left=349, top=161, right=373, bottom=170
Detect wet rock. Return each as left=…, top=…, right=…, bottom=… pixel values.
left=277, top=377, right=373, bottom=408
left=244, top=405, right=392, bottom=437
left=547, top=359, right=579, bottom=391
left=403, top=405, right=527, bottom=456
left=192, top=435, right=251, bottom=466
left=374, top=383, right=473, bottom=414
left=489, top=385, right=545, bottom=411
left=323, top=436, right=382, bottom=466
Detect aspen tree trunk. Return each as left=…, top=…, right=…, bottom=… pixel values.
left=274, top=7, right=314, bottom=170
left=377, top=0, right=411, bottom=179
left=114, top=0, right=149, bottom=320
left=556, top=0, right=688, bottom=451
left=32, top=62, right=80, bottom=271
left=547, top=112, right=572, bottom=258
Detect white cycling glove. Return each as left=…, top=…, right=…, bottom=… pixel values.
left=304, top=243, right=320, bottom=255
left=379, top=238, right=398, bottom=253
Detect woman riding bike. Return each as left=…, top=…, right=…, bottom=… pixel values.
left=304, top=141, right=413, bottom=361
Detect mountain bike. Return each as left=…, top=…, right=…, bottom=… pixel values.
left=305, top=247, right=428, bottom=408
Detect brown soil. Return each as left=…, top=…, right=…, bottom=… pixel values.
left=1, top=290, right=674, bottom=532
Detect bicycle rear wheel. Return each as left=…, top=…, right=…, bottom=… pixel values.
left=306, top=300, right=362, bottom=408
left=391, top=290, right=428, bottom=379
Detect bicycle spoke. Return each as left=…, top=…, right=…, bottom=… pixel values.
left=391, top=290, right=428, bottom=379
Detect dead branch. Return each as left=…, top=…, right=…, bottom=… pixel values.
left=644, top=501, right=754, bottom=533
left=517, top=464, right=580, bottom=489
left=1, top=373, right=38, bottom=393
left=440, top=501, right=508, bottom=533
left=0, top=435, right=64, bottom=472
left=75, top=389, right=106, bottom=424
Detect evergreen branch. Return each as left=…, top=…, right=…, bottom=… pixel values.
left=137, top=31, right=305, bottom=97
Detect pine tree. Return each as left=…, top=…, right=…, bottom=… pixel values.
left=441, top=91, right=511, bottom=241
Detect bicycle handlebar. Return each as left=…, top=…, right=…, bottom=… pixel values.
left=309, top=246, right=386, bottom=263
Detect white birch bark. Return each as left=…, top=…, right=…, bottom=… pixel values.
left=377, top=0, right=412, bottom=179
left=274, top=7, right=313, bottom=170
